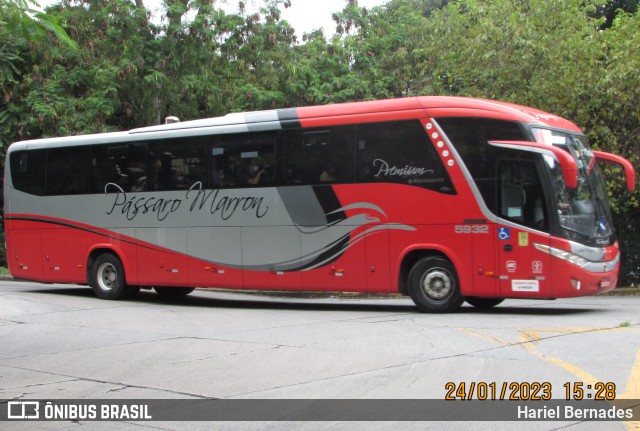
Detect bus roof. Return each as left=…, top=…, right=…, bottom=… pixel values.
left=294, top=96, right=582, bottom=132
left=9, top=96, right=582, bottom=151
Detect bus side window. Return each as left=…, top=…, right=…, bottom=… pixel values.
left=90, top=143, right=147, bottom=193
left=46, top=146, right=90, bottom=195
left=436, top=117, right=527, bottom=212
left=498, top=160, right=548, bottom=231
left=90, top=145, right=119, bottom=193
left=356, top=120, right=455, bottom=194
left=304, top=131, right=338, bottom=183
left=148, top=138, right=208, bottom=191
left=280, top=130, right=309, bottom=184
left=280, top=126, right=355, bottom=186
left=211, top=132, right=276, bottom=188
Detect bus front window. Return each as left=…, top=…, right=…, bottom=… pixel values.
left=534, top=128, right=615, bottom=246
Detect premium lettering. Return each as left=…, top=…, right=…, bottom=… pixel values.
left=373, top=159, right=433, bottom=178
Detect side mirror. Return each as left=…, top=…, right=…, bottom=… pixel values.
left=593, top=151, right=636, bottom=192
left=488, top=141, right=578, bottom=189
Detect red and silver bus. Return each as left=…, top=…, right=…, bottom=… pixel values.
left=4, top=96, right=636, bottom=312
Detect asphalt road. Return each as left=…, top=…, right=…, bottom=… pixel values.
left=1, top=280, right=639, bottom=430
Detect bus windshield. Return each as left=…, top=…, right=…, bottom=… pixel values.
left=533, top=128, right=615, bottom=246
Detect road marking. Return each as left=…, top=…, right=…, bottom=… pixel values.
left=460, top=326, right=640, bottom=429
left=457, top=328, right=511, bottom=347
left=518, top=328, right=601, bottom=385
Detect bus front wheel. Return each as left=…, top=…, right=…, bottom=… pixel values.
left=90, top=253, right=134, bottom=300
left=408, top=256, right=463, bottom=313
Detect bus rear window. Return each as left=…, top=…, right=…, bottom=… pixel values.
left=10, top=150, right=46, bottom=196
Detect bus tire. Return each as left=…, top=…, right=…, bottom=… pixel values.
left=408, top=256, right=463, bottom=313
left=90, top=253, right=130, bottom=300
left=154, top=287, right=195, bottom=297
left=465, top=297, right=504, bottom=308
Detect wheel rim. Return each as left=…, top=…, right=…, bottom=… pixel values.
left=420, top=267, right=454, bottom=301
left=97, top=262, right=118, bottom=291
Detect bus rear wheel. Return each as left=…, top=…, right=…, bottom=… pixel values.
left=465, top=297, right=505, bottom=308
left=408, top=256, right=463, bottom=313
left=154, top=287, right=195, bottom=297
left=90, top=253, right=136, bottom=300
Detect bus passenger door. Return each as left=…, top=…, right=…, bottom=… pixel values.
left=496, top=160, right=551, bottom=298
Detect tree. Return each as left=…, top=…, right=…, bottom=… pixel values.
left=2, top=0, right=301, bottom=139
left=593, top=0, right=639, bottom=28
left=1, top=0, right=77, bottom=138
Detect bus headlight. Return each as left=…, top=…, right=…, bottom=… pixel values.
left=534, top=244, right=588, bottom=267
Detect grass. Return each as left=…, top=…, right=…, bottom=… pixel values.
left=599, top=286, right=640, bottom=296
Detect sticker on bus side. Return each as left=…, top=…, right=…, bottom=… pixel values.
left=518, top=232, right=529, bottom=246
left=498, top=227, right=510, bottom=240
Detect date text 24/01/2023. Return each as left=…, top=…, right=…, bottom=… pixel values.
left=444, top=382, right=617, bottom=400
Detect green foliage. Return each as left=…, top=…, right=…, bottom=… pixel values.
left=592, top=0, right=639, bottom=28
left=1, top=0, right=76, bottom=48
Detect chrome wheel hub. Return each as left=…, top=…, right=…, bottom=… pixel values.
left=421, top=269, right=453, bottom=300
left=97, top=263, right=117, bottom=291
